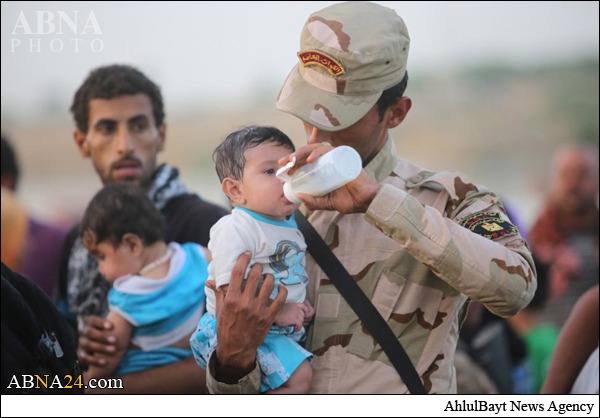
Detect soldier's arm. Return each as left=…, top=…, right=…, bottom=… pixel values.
left=364, top=181, right=536, bottom=317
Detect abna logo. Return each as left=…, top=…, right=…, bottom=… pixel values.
left=10, top=11, right=104, bottom=53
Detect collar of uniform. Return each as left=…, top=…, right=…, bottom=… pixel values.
left=364, top=135, right=397, bottom=183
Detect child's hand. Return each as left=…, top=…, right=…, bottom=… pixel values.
left=274, top=303, right=309, bottom=332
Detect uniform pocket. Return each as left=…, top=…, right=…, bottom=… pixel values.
left=346, top=269, right=405, bottom=360
left=346, top=269, right=446, bottom=366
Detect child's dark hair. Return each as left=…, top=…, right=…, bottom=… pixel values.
left=80, top=182, right=166, bottom=249
left=70, top=64, right=165, bottom=133
left=213, top=125, right=295, bottom=183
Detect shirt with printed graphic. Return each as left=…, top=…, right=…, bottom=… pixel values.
left=205, top=207, right=308, bottom=317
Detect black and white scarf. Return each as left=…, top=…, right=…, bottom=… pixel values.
left=66, top=164, right=188, bottom=325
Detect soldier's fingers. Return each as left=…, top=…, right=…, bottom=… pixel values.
left=228, top=252, right=252, bottom=296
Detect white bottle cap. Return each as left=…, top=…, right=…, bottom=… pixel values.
left=276, top=157, right=296, bottom=182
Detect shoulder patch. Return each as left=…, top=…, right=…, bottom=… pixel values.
left=459, top=211, right=519, bottom=241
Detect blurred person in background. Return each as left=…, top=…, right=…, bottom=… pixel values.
left=57, top=64, right=228, bottom=393
left=1, top=135, right=67, bottom=298
left=0, top=188, right=28, bottom=272
left=529, top=144, right=599, bottom=329
left=540, top=283, right=599, bottom=394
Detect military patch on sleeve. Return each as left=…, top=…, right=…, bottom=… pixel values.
left=459, top=211, right=519, bottom=241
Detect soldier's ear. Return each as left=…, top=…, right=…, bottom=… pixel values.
left=386, top=97, right=412, bottom=129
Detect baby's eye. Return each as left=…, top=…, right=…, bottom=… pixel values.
left=265, top=168, right=275, bottom=175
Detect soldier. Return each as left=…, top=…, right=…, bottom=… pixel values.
left=205, top=1, right=537, bottom=393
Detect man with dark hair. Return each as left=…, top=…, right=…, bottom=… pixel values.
left=57, top=64, right=228, bottom=393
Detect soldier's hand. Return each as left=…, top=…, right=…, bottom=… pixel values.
left=209, top=252, right=287, bottom=383
left=280, top=143, right=381, bottom=214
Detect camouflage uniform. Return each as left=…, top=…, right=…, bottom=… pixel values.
left=206, top=138, right=537, bottom=393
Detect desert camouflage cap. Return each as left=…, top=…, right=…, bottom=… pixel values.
left=276, top=1, right=410, bottom=132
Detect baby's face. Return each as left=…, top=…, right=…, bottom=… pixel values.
left=238, top=142, right=299, bottom=220
left=88, top=240, right=138, bottom=282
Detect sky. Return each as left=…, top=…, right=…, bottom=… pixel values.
left=1, top=1, right=599, bottom=117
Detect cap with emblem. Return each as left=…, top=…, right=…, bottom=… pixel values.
left=276, top=1, right=410, bottom=132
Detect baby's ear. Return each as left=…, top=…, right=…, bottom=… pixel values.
left=222, top=177, right=246, bottom=205
left=122, top=233, right=143, bottom=256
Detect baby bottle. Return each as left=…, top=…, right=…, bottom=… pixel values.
left=276, top=145, right=362, bottom=204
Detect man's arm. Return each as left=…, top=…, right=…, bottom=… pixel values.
left=86, top=357, right=207, bottom=394
left=540, top=284, right=599, bottom=393
left=284, top=144, right=536, bottom=317
left=79, top=316, right=207, bottom=394
left=206, top=252, right=287, bottom=393
left=363, top=183, right=536, bottom=316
